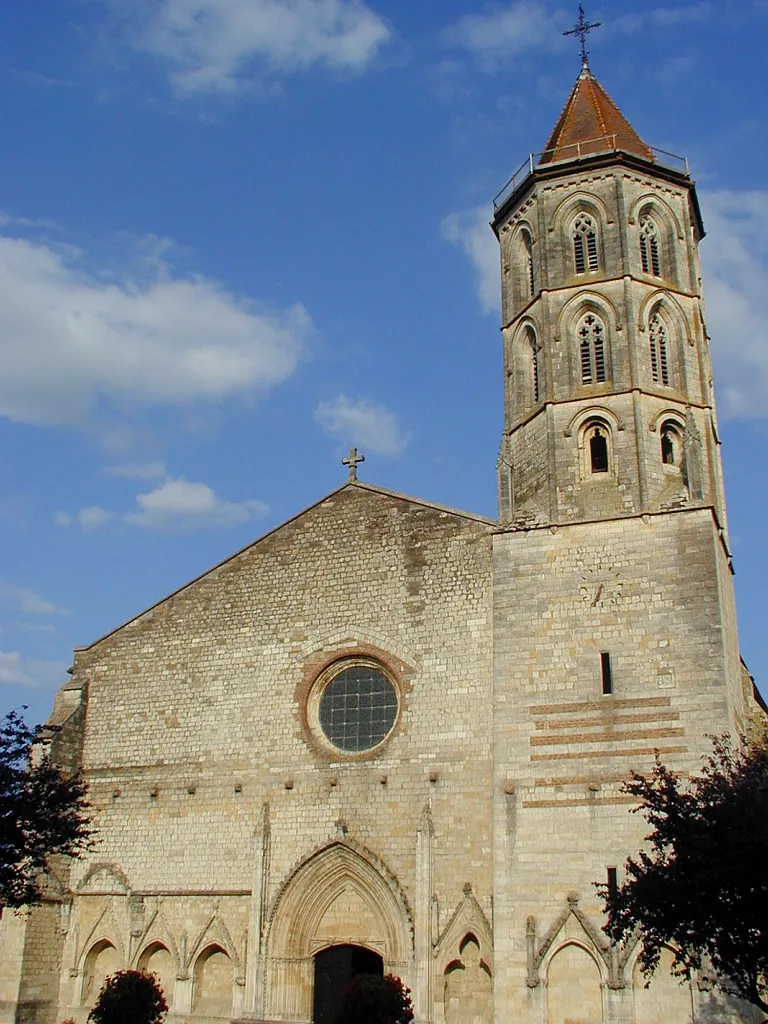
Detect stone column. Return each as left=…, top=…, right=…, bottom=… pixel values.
left=414, top=802, right=434, bottom=1024
left=245, top=803, right=271, bottom=1020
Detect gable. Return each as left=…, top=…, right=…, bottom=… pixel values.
left=71, top=482, right=495, bottom=771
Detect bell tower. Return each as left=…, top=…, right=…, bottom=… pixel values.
left=492, top=64, right=727, bottom=542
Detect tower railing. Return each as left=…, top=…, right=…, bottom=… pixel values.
left=493, top=136, right=689, bottom=211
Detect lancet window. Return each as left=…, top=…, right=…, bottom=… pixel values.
left=589, top=426, right=610, bottom=473
left=578, top=313, right=607, bottom=384
left=521, top=230, right=536, bottom=299
left=639, top=215, right=661, bottom=276
left=573, top=213, right=599, bottom=274
left=660, top=421, right=682, bottom=467
left=649, top=313, right=669, bottom=385
left=527, top=327, right=540, bottom=404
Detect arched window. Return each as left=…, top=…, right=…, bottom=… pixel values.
left=649, top=313, right=669, bottom=385
left=578, top=313, right=607, bottom=384
left=524, top=326, right=540, bottom=404
left=573, top=213, right=599, bottom=274
left=660, top=422, right=682, bottom=468
left=589, top=426, right=610, bottom=473
left=639, top=215, right=661, bottom=276
left=522, top=230, right=536, bottom=298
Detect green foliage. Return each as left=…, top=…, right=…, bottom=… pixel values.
left=601, top=736, right=768, bottom=1012
left=334, top=973, right=414, bottom=1024
left=0, top=710, right=94, bottom=911
left=88, top=970, right=168, bottom=1024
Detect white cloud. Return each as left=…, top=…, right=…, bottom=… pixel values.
left=443, top=2, right=711, bottom=65
left=77, top=507, right=115, bottom=532
left=0, top=651, right=67, bottom=690
left=123, top=0, right=392, bottom=95
left=443, top=1, right=563, bottom=62
left=0, top=584, right=64, bottom=617
left=442, top=206, right=499, bottom=316
left=104, top=461, right=167, bottom=480
left=700, top=189, right=768, bottom=419
left=0, top=233, right=311, bottom=427
left=125, top=477, right=268, bottom=529
left=315, top=394, right=409, bottom=457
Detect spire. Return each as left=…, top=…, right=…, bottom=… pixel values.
left=539, top=67, right=654, bottom=166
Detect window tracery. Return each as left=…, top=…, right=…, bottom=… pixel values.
left=573, top=213, right=599, bottom=274
left=639, top=215, right=661, bottom=276
left=649, top=313, right=669, bottom=385
left=578, top=313, right=607, bottom=384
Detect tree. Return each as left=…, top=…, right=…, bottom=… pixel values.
left=601, top=735, right=768, bottom=1013
left=88, top=970, right=168, bottom=1024
left=0, top=709, right=94, bottom=912
left=334, top=973, right=414, bottom=1024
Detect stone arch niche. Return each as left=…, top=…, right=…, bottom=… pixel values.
left=443, top=934, right=493, bottom=1024
left=137, top=941, right=176, bottom=1007
left=192, top=944, right=234, bottom=1018
left=82, top=939, right=121, bottom=1006
left=546, top=941, right=604, bottom=1024
left=264, top=840, right=413, bottom=1023
left=632, top=947, right=694, bottom=1024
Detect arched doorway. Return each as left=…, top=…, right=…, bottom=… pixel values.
left=313, top=944, right=383, bottom=1024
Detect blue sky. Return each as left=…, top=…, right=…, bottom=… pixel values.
left=1, top=0, right=767, bottom=726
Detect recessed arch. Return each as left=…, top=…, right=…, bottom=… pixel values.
left=636, top=290, right=692, bottom=347
left=443, top=933, right=493, bottom=1024
left=660, top=420, right=684, bottom=469
left=263, top=840, right=413, bottom=1023
left=267, top=840, right=412, bottom=967
left=549, top=191, right=613, bottom=236
left=192, top=944, right=234, bottom=1017
left=648, top=408, right=685, bottom=434
left=510, top=318, right=542, bottom=412
left=82, top=939, right=121, bottom=1006
left=628, top=193, right=684, bottom=240
left=546, top=940, right=605, bottom=1024
left=559, top=291, right=622, bottom=341
left=137, top=942, right=176, bottom=1005
left=565, top=405, right=624, bottom=439
left=630, top=946, right=694, bottom=1024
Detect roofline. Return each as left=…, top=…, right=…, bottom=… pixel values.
left=492, top=149, right=703, bottom=236
left=73, top=481, right=497, bottom=654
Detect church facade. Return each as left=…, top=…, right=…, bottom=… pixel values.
left=1, top=65, right=765, bottom=1024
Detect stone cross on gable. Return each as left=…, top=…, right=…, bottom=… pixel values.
left=564, top=2, right=601, bottom=69
left=342, top=447, right=365, bottom=482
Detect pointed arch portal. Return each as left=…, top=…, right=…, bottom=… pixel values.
left=313, top=944, right=383, bottom=1024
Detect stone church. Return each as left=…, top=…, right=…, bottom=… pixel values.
left=1, top=60, right=766, bottom=1024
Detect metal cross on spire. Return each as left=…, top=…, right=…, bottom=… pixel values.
left=564, top=2, right=601, bottom=70
left=342, top=447, right=365, bottom=482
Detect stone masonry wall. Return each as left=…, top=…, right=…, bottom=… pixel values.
left=491, top=508, right=746, bottom=1024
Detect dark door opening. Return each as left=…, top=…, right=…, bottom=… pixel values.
left=312, top=944, right=383, bottom=1024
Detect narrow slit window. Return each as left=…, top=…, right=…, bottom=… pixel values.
left=589, top=428, right=609, bottom=474
left=532, top=344, right=540, bottom=404
left=640, top=216, right=661, bottom=277
left=600, top=651, right=613, bottom=694
left=573, top=213, right=599, bottom=274
left=607, top=867, right=618, bottom=899
left=649, top=313, right=669, bottom=385
left=578, top=313, right=607, bottom=385
left=523, top=232, right=536, bottom=298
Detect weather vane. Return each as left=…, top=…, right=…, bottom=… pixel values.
left=564, top=2, right=601, bottom=69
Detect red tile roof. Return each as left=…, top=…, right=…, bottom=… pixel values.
left=540, top=67, right=654, bottom=165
